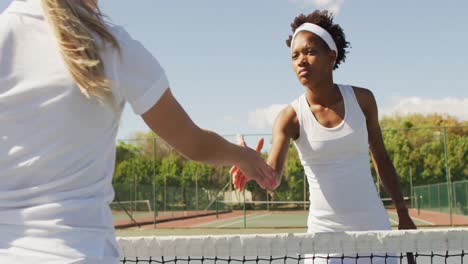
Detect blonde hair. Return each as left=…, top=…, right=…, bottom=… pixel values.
left=41, top=0, right=120, bottom=111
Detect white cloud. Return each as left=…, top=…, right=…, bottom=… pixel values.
left=291, top=0, right=344, bottom=14
left=248, top=104, right=287, bottom=130
left=381, top=97, right=468, bottom=121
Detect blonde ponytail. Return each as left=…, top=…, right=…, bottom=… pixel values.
left=41, top=0, right=120, bottom=111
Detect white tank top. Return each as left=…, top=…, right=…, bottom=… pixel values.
left=291, top=84, right=391, bottom=233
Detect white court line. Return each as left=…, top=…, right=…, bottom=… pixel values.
left=216, top=213, right=272, bottom=228
left=193, top=213, right=260, bottom=228
left=194, top=213, right=273, bottom=228
left=196, top=211, right=433, bottom=228
left=193, top=214, right=249, bottom=228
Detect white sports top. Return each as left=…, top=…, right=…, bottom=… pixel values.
left=291, top=85, right=391, bottom=233
left=0, top=0, right=168, bottom=262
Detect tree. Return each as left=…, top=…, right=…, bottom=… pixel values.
left=115, top=141, right=139, bottom=165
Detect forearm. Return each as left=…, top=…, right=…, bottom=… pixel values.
left=186, top=128, right=243, bottom=166
left=266, top=156, right=284, bottom=182
left=376, top=161, right=407, bottom=212
left=266, top=138, right=290, bottom=186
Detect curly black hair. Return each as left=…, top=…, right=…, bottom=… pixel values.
left=286, top=10, right=350, bottom=70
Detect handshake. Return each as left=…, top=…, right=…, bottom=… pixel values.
left=229, top=135, right=280, bottom=191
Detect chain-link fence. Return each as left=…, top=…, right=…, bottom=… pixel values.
left=414, top=180, right=468, bottom=216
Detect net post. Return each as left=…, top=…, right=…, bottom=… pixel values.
left=406, top=252, right=416, bottom=264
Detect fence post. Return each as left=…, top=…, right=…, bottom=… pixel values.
left=442, top=127, right=453, bottom=226
left=216, top=196, right=219, bottom=219
left=195, top=171, right=199, bottom=211
left=418, top=194, right=421, bottom=216
left=164, top=175, right=167, bottom=212
left=153, top=182, right=157, bottom=228
left=409, top=167, right=413, bottom=208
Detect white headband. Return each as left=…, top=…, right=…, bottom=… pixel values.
left=291, top=23, right=338, bottom=62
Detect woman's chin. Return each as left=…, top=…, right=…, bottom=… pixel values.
left=298, top=77, right=312, bottom=86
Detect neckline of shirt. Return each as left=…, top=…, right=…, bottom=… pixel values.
left=302, top=84, right=347, bottom=131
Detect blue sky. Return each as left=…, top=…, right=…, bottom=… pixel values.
left=2, top=1, right=467, bottom=140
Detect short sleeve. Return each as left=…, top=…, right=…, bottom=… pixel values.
left=112, top=27, right=169, bottom=115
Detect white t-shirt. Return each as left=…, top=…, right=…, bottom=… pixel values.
left=0, top=0, right=169, bottom=262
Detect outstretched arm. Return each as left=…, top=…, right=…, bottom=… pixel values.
left=142, top=88, right=276, bottom=189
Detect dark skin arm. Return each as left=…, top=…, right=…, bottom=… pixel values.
left=231, top=105, right=299, bottom=190
left=354, top=87, right=416, bottom=230
left=266, top=106, right=300, bottom=186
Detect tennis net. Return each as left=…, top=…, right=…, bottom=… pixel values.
left=117, top=228, right=467, bottom=264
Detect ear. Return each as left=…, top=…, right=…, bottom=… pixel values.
left=330, top=51, right=337, bottom=69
